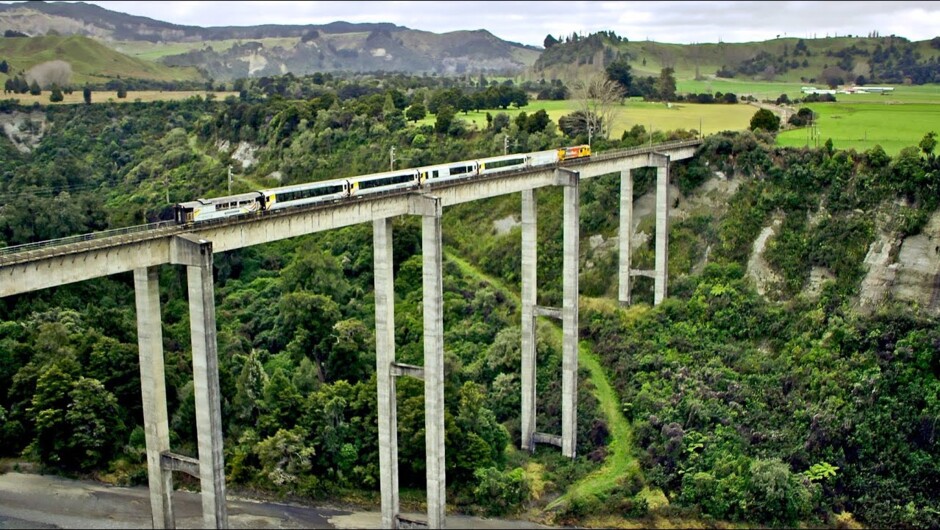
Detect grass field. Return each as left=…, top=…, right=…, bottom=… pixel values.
left=0, top=35, right=204, bottom=85
left=418, top=99, right=755, bottom=139
left=1, top=90, right=239, bottom=106
left=424, top=85, right=939, bottom=156
left=776, top=101, right=940, bottom=155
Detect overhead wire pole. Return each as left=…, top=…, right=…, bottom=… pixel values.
left=390, top=146, right=396, bottom=171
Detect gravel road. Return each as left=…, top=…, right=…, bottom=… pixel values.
left=0, top=472, right=553, bottom=529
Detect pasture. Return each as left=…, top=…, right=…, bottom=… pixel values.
left=417, top=84, right=940, bottom=156
left=2, top=91, right=239, bottom=106
left=776, top=101, right=940, bottom=155
left=418, top=99, right=755, bottom=139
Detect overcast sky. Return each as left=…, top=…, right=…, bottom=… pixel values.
left=13, top=1, right=940, bottom=47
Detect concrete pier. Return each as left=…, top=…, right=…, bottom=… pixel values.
left=171, top=235, right=228, bottom=529
left=520, top=189, right=537, bottom=453
left=558, top=169, right=580, bottom=458
left=619, top=169, right=633, bottom=306
left=134, top=267, right=175, bottom=529
left=653, top=155, right=670, bottom=305
left=372, top=218, right=400, bottom=529
left=415, top=196, right=446, bottom=528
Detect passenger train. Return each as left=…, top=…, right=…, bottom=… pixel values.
left=174, top=145, right=591, bottom=224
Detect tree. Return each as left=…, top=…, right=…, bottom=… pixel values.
left=49, top=84, right=63, bottom=103
left=524, top=109, right=551, bottom=134
left=63, top=377, right=125, bottom=471
left=570, top=72, right=621, bottom=140
left=326, top=319, right=374, bottom=383
left=83, top=85, right=91, bottom=104
left=605, top=56, right=633, bottom=96
left=918, top=131, right=937, bottom=158
left=29, top=79, right=41, bottom=96
left=543, top=34, right=560, bottom=49
left=434, top=104, right=455, bottom=134
left=0, top=59, right=8, bottom=74
left=405, top=103, right=426, bottom=123
left=256, top=426, right=315, bottom=488
left=656, top=67, right=677, bottom=101
left=116, top=82, right=127, bottom=99
left=749, top=108, right=780, bottom=132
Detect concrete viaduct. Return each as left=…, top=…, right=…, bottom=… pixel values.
left=0, top=139, right=701, bottom=529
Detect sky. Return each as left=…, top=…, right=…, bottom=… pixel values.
left=8, top=1, right=940, bottom=47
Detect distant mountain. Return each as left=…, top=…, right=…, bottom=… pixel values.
left=0, top=1, right=541, bottom=79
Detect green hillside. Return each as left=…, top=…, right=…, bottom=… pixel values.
left=0, top=35, right=205, bottom=86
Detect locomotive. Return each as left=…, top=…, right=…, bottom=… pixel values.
left=174, top=145, right=590, bottom=224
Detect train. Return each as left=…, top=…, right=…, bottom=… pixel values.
left=174, top=145, right=591, bottom=224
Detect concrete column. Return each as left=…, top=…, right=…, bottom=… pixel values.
left=618, top=169, right=633, bottom=306
left=520, top=189, right=537, bottom=453
left=172, top=235, right=227, bottom=529
left=415, top=196, right=446, bottom=528
left=373, top=218, right=400, bottom=529
left=134, top=267, right=175, bottom=529
left=654, top=157, right=670, bottom=305
left=559, top=170, right=580, bottom=459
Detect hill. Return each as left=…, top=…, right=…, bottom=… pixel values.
left=529, top=32, right=940, bottom=86
left=0, top=1, right=540, bottom=79
left=0, top=34, right=205, bottom=86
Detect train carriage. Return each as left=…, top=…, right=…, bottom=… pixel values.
left=351, top=168, right=420, bottom=196
left=477, top=154, right=530, bottom=176
left=175, top=191, right=265, bottom=223
left=419, top=160, right=480, bottom=185
left=264, top=179, right=350, bottom=210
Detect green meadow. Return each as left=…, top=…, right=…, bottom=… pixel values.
left=776, top=100, right=940, bottom=155
left=416, top=83, right=940, bottom=156
left=418, top=99, right=755, bottom=139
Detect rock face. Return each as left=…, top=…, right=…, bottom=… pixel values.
left=891, top=211, right=940, bottom=312
left=0, top=110, right=47, bottom=153
left=859, top=232, right=901, bottom=312
left=858, top=211, right=940, bottom=315
left=746, top=218, right=783, bottom=296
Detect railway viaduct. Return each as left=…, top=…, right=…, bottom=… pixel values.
left=0, top=139, right=701, bottom=529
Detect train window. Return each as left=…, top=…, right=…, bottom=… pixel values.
left=450, top=165, right=473, bottom=175
left=358, top=173, right=414, bottom=189
left=277, top=184, right=345, bottom=203
left=483, top=157, right=527, bottom=170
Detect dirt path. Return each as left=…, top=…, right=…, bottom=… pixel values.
left=443, top=252, right=652, bottom=514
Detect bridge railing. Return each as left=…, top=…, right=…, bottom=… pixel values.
left=0, top=221, right=175, bottom=258
left=581, top=139, right=703, bottom=163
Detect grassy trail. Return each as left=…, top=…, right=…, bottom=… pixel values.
left=442, top=251, right=648, bottom=512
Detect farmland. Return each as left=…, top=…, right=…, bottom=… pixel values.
left=1, top=90, right=238, bottom=106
